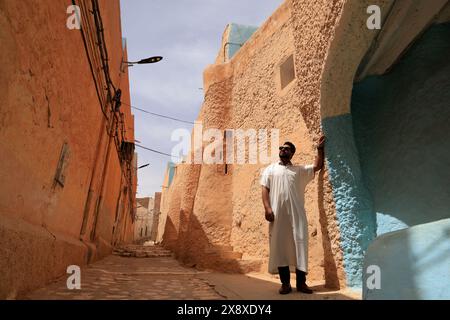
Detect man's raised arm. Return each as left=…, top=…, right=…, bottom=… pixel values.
left=313, top=135, right=326, bottom=172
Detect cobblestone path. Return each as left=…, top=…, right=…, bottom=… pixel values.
left=25, top=245, right=360, bottom=300
left=26, top=245, right=224, bottom=300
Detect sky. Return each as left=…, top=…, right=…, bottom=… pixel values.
left=120, top=0, right=283, bottom=198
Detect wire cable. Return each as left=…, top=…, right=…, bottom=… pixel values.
left=122, top=102, right=195, bottom=125
left=135, top=144, right=182, bottom=159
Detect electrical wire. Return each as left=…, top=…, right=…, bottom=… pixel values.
left=74, top=0, right=110, bottom=120
left=135, top=144, right=182, bottom=159
left=121, top=102, right=195, bottom=125
left=77, top=0, right=185, bottom=211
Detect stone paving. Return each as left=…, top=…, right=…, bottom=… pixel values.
left=26, top=247, right=223, bottom=300
left=113, top=244, right=173, bottom=258
left=24, top=245, right=361, bottom=300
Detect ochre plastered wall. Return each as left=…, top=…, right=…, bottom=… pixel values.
left=160, top=0, right=428, bottom=289
left=160, top=0, right=351, bottom=287
left=0, top=0, right=136, bottom=298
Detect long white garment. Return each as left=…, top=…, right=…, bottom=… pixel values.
left=260, top=162, right=315, bottom=274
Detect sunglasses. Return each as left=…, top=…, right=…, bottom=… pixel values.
left=279, top=146, right=291, bottom=151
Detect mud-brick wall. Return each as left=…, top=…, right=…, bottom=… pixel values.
left=0, top=0, right=135, bottom=298
left=161, top=0, right=348, bottom=287
left=226, top=1, right=326, bottom=282
left=162, top=72, right=234, bottom=269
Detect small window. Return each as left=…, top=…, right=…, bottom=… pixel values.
left=280, top=55, right=296, bottom=90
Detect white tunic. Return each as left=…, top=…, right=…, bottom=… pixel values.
left=260, top=162, right=315, bottom=274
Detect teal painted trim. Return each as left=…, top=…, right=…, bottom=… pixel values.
left=167, top=162, right=176, bottom=187
left=375, top=213, right=408, bottom=236
left=323, top=22, right=450, bottom=289
left=363, top=218, right=450, bottom=299
left=322, top=114, right=376, bottom=288
left=227, top=23, right=258, bottom=59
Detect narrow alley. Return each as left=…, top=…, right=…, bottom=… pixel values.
left=1, top=0, right=449, bottom=303
left=24, top=245, right=359, bottom=300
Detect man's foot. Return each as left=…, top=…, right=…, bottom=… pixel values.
left=279, top=284, right=292, bottom=295
left=296, top=283, right=313, bottom=294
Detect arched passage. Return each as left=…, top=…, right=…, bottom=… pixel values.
left=320, top=1, right=450, bottom=288
left=352, top=22, right=450, bottom=236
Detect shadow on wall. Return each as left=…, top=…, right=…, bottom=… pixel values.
left=162, top=171, right=342, bottom=286
left=162, top=217, right=177, bottom=252
left=323, top=21, right=450, bottom=289
left=363, top=219, right=450, bottom=299
left=352, top=22, right=450, bottom=236
left=159, top=157, right=343, bottom=285
left=163, top=211, right=261, bottom=274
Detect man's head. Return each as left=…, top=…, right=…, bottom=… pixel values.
left=279, top=141, right=296, bottom=161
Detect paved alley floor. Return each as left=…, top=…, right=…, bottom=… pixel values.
left=25, top=246, right=361, bottom=300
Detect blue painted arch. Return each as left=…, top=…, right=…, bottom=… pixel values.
left=322, top=22, right=450, bottom=288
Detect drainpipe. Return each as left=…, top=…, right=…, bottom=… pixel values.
left=121, top=211, right=128, bottom=243
left=90, top=115, right=116, bottom=241
left=79, top=114, right=107, bottom=238
left=76, top=0, right=112, bottom=239
left=111, top=174, right=124, bottom=245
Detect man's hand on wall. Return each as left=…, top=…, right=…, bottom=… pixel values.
left=317, top=135, right=326, bottom=149
left=314, top=135, right=326, bottom=172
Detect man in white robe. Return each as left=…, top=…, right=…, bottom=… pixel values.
left=261, top=137, right=325, bottom=294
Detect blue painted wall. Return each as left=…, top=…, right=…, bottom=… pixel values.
left=323, top=115, right=376, bottom=288
left=226, top=23, right=258, bottom=59
left=323, top=22, right=450, bottom=288
left=352, top=22, right=450, bottom=236
left=363, top=218, right=450, bottom=300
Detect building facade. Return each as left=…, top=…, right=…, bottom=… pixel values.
left=134, top=197, right=154, bottom=241
left=160, top=0, right=450, bottom=297
left=134, top=193, right=163, bottom=243
left=0, top=0, right=136, bottom=298
left=151, top=192, right=162, bottom=242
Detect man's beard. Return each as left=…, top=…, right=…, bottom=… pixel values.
left=279, top=152, right=290, bottom=159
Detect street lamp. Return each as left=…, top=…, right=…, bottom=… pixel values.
left=123, top=56, right=163, bottom=67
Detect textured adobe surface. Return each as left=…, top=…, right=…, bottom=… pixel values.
left=0, top=0, right=135, bottom=298
left=322, top=115, right=376, bottom=287
left=161, top=0, right=350, bottom=288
